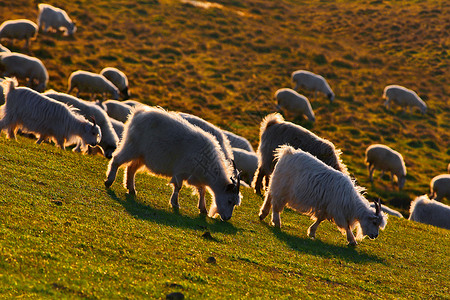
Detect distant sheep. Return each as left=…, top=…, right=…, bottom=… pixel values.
left=370, top=203, right=403, bottom=218
left=37, top=3, right=76, bottom=36
left=291, top=70, right=335, bottom=102
left=180, top=112, right=234, bottom=161
left=232, top=148, right=258, bottom=185
left=275, top=88, right=315, bottom=122
left=383, top=85, right=427, bottom=114
left=100, top=67, right=130, bottom=100
left=223, top=130, right=254, bottom=152
left=105, top=106, right=241, bottom=221
left=0, top=44, right=10, bottom=53
left=0, top=52, right=48, bottom=92
left=429, top=174, right=450, bottom=201
left=44, top=90, right=119, bottom=158
left=0, top=19, right=38, bottom=50
left=259, top=146, right=387, bottom=246
left=102, top=100, right=133, bottom=122
left=109, top=118, right=124, bottom=140
left=408, top=195, right=450, bottom=230
left=67, top=70, right=120, bottom=100
left=253, top=113, right=348, bottom=195
left=0, top=79, right=101, bottom=149
left=365, top=144, right=407, bottom=190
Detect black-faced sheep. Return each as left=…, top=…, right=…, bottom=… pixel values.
left=44, top=90, right=119, bottom=158
left=0, top=52, right=48, bottom=92
left=0, top=79, right=101, bottom=149
left=252, top=113, right=348, bottom=195
left=408, top=195, right=450, bottom=230
left=275, top=88, right=315, bottom=122
left=291, top=70, right=335, bottom=102
left=67, top=70, right=120, bottom=100
left=259, top=145, right=387, bottom=246
left=429, top=174, right=450, bottom=201
left=0, top=19, right=38, bottom=51
left=223, top=130, right=254, bottom=153
left=383, top=85, right=427, bottom=115
left=37, top=3, right=76, bottom=36
left=365, top=144, right=407, bottom=190
left=100, top=67, right=130, bottom=100
left=104, top=106, right=241, bottom=221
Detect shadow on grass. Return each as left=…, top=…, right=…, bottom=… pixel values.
left=264, top=223, right=386, bottom=264
left=107, top=190, right=238, bottom=235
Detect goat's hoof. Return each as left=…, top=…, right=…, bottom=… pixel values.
left=104, top=180, right=112, bottom=188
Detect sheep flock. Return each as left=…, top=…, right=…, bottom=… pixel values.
left=0, top=0, right=449, bottom=258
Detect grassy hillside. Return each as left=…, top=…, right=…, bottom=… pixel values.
left=0, top=136, right=449, bottom=298
left=0, top=0, right=449, bottom=297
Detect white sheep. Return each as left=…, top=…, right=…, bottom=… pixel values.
left=0, top=52, right=48, bottom=92
left=253, top=113, right=348, bottom=195
left=408, top=195, right=450, bottom=230
left=429, top=174, right=450, bottom=201
left=100, top=67, right=130, bottom=100
left=259, top=145, right=387, bottom=246
left=67, top=70, right=120, bottom=100
left=0, top=43, right=10, bottom=53
left=104, top=106, right=242, bottom=221
left=122, top=100, right=143, bottom=107
left=232, top=148, right=258, bottom=185
left=291, top=70, right=335, bottom=102
left=109, top=117, right=124, bottom=140
left=44, top=90, right=119, bottom=158
left=102, top=99, right=133, bottom=122
left=223, top=130, right=254, bottom=152
left=365, top=144, right=407, bottom=190
left=370, top=203, right=403, bottom=218
left=0, top=79, right=101, bottom=149
left=0, top=19, right=38, bottom=51
left=383, top=85, right=427, bottom=114
left=275, top=88, right=315, bottom=122
left=179, top=112, right=234, bottom=162
left=37, top=3, right=76, bottom=36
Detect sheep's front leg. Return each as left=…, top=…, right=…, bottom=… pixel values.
left=307, top=216, right=325, bottom=239
left=124, top=160, right=143, bottom=195
left=368, top=164, right=374, bottom=182
left=259, top=193, right=272, bottom=221
left=346, top=227, right=357, bottom=246
left=253, top=169, right=265, bottom=196
left=169, top=176, right=182, bottom=209
left=197, top=186, right=207, bottom=214
left=105, top=150, right=136, bottom=188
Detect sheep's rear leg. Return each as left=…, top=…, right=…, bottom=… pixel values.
left=253, top=168, right=265, bottom=196
left=124, top=159, right=143, bottom=195
left=307, top=215, right=325, bottom=239
left=259, top=193, right=272, bottom=221
left=197, top=186, right=207, bottom=214
left=346, top=227, right=357, bottom=246
left=169, top=176, right=182, bottom=209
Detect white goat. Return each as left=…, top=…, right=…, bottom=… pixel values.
left=383, top=85, right=427, bottom=114
left=37, top=3, right=76, bottom=36
left=102, top=99, right=133, bottom=122
left=0, top=19, right=38, bottom=50
left=67, top=70, right=120, bottom=100
left=100, top=67, right=130, bottom=100
left=232, top=148, right=258, bottom=185
left=44, top=90, right=119, bottom=158
left=105, top=106, right=241, bottom=221
left=429, top=174, right=450, bottom=201
left=275, top=88, right=315, bottom=122
left=0, top=52, right=48, bottom=92
left=409, top=195, right=450, bottom=230
left=0, top=79, right=101, bottom=149
left=291, top=70, right=335, bottom=102
left=259, top=145, right=387, bottom=246
left=365, top=144, right=407, bottom=190
left=109, top=118, right=124, bottom=140
left=223, top=130, right=254, bottom=152
left=253, top=113, right=348, bottom=195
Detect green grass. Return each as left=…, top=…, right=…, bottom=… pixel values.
left=1, top=136, right=449, bottom=298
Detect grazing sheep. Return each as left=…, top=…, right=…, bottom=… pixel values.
left=0, top=79, right=101, bottom=149
left=259, top=146, right=387, bottom=246
left=223, top=130, right=254, bottom=152
left=0, top=44, right=10, bottom=53
left=109, top=118, right=124, bottom=140
left=370, top=203, right=403, bottom=218
left=179, top=112, right=234, bottom=161
left=44, top=90, right=119, bottom=158
left=67, top=70, right=120, bottom=100
left=275, top=88, right=315, bottom=122
left=291, top=70, right=335, bottom=102
left=232, top=148, right=258, bottom=185
left=102, top=99, right=133, bottom=122
left=0, top=19, right=38, bottom=50
left=105, top=106, right=241, bottom=221
left=383, top=85, right=427, bottom=114
left=0, top=52, right=48, bottom=92
left=429, top=174, right=450, bottom=201
left=365, top=144, right=407, bottom=190
left=252, top=113, right=348, bottom=195
left=408, top=195, right=450, bottom=230
left=37, top=3, right=76, bottom=36
left=100, top=67, right=130, bottom=100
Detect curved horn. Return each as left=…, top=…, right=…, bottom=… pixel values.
left=374, top=198, right=381, bottom=215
